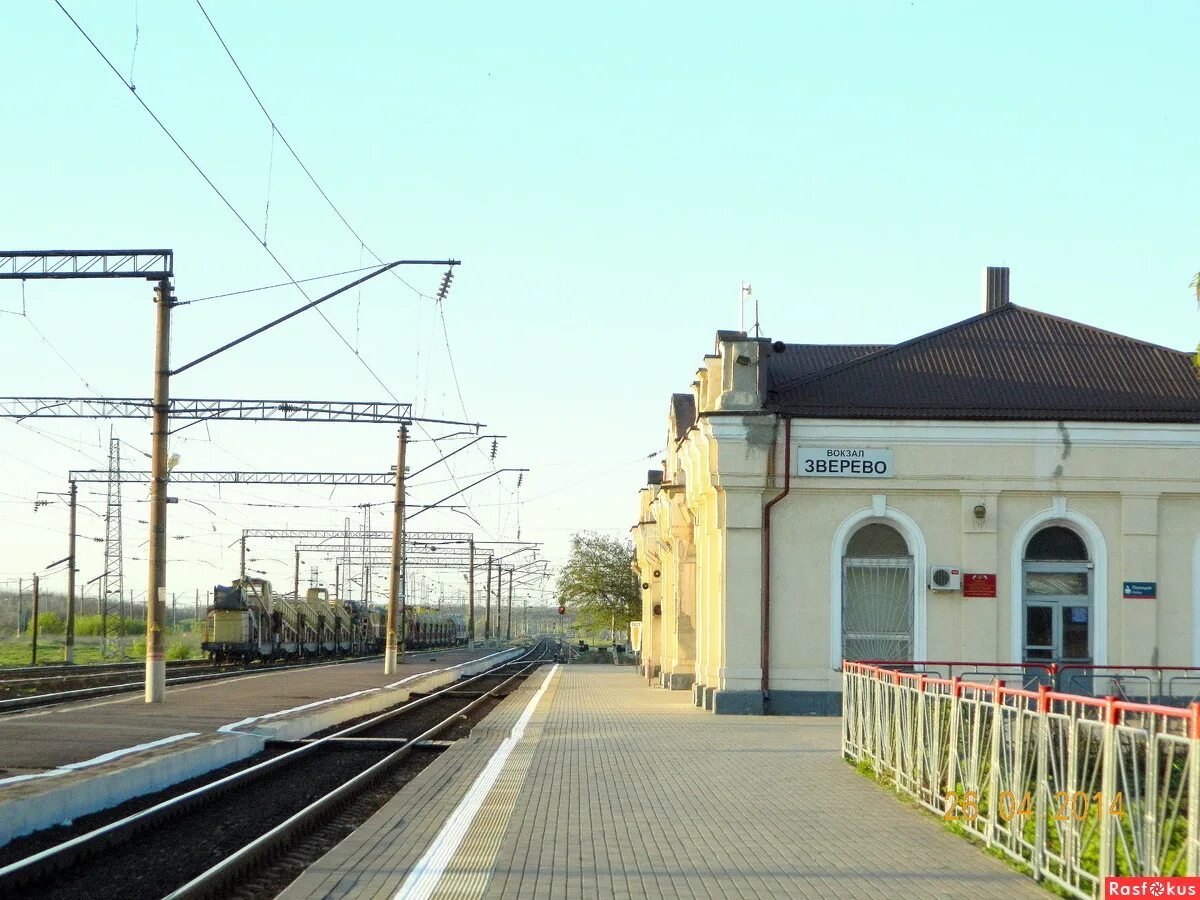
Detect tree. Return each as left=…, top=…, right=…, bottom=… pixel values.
left=1192, top=273, right=1200, bottom=367
left=556, top=532, right=640, bottom=635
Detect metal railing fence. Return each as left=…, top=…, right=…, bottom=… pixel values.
left=843, top=660, right=1200, bottom=898
left=859, top=660, right=1200, bottom=705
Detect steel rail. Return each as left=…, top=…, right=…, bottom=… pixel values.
left=0, top=662, right=233, bottom=686
left=0, top=658, right=203, bottom=679
left=0, top=644, right=543, bottom=895
left=165, top=655, right=546, bottom=900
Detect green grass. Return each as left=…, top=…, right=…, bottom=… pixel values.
left=0, top=631, right=202, bottom=667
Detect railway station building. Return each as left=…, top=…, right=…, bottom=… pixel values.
left=631, top=268, right=1200, bottom=714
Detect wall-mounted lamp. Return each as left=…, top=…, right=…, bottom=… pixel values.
left=642, top=582, right=650, bottom=590
left=973, top=504, right=987, bottom=521
left=652, top=569, right=661, bottom=578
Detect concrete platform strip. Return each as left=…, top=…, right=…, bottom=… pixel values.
left=395, top=663, right=559, bottom=900
left=280, top=666, right=1048, bottom=900
left=0, top=732, right=201, bottom=787
left=0, top=648, right=523, bottom=847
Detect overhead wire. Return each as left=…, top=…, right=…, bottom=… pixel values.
left=55, top=3, right=496, bottom=542
left=190, top=0, right=483, bottom=506
left=191, top=0, right=424, bottom=298
left=178, top=263, right=400, bottom=305
left=52, top=1, right=401, bottom=404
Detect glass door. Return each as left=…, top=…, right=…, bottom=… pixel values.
left=1022, top=562, right=1091, bottom=665
left=1024, top=602, right=1056, bottom=663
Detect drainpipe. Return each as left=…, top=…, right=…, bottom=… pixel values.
left=761, top=417, right=792, bottom=711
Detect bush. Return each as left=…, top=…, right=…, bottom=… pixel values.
left=130, top=638, right=146, bottom=659
left=36, top=612, right=65, bottom=634
left=75, top=615, right=103, bottom=636
left=166, top=643, right=193, bottom=660
left=72, top=615, right=142, bottom=637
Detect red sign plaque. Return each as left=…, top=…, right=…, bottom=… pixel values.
left=963, top=573, right=997, bottom=598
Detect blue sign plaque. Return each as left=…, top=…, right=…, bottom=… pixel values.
left=1122, top=581, right=1157, bottom=599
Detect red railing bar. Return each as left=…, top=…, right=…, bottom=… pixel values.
left=845, top=660, right=1200, bottom=724
left=1112, top=700, right=1195, bottom=719
left=858, top=659, right=1056, bottom=672
left=1057, top=664, right=1200, bottom=673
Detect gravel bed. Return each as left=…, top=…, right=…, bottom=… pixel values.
left=5, top=747, right=391, bottom=900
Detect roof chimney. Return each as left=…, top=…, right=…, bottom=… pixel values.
left=982, top=266, right=1010, bottom=312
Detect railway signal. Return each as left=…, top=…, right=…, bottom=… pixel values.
left=558, top=605, right=566, bottom=616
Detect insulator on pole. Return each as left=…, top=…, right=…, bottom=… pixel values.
left=436, top=268, right=454, bottom=302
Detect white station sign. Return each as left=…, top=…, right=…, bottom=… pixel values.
left=795, top=447, right=893, bottom=478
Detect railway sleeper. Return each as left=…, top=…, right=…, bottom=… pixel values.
left=267, top=737, right=454, bottom=752
left=406, top=689, right=511, bottom=700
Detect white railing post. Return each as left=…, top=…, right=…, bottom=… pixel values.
left=985, top=680, right=1003, bottom=847
left=1098, top=697, right=1117, bottom=884
left=841, top=664, right=851, bottom=758
left=1187, top=703, right=1200, bottom=876
left=1144, top=724, right=1159, bottom=876
left=1033, top=684, right=1049, bottom=883
left=1063, top=704, right=1078, bottom=887
left=946, top=677, right=961, bottom=797
left=891, top=672, right=902, bottom=780
left=914, top=675, right=927, bottom=799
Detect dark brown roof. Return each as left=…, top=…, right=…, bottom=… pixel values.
left=765, top=304, right=1200, bottom=422
left=670, top=393, right=696, bottom=441
left=765, top=343, right=889, bottom=388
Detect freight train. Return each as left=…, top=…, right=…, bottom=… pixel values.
left=201, top=577, right=466, bottom=662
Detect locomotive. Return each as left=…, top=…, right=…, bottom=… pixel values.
left=201, top=577, right=466, bottom=662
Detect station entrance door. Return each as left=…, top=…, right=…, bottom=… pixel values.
left=1022, top=526, right=1092, bottom=684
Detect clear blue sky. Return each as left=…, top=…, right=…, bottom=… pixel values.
left=1, top=1, right=1198, bottom=607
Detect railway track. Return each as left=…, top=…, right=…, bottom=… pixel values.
left=0, top=641, right=550, bottom=900
left=0, top=650, right=466, bottom=714
left=0, top=660, right=240, bottom=693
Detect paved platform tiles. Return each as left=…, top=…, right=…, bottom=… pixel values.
left=282, top=665, right=1045, bottom=900
left=0, top=647, right=490, bottom=775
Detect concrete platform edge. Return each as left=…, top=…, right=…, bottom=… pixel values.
left=0, top=648, right=524, bottom=847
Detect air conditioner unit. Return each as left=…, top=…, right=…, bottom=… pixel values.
left=929, top=566, right=962, bottom=591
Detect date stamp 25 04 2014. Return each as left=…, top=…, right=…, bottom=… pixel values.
left=943, top=790, right=1126, bottom=823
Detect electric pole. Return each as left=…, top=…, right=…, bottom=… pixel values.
left=467, top=538, right=475, bottom=650
left=145, top=277, right=173, bottom=702
left=64, top=479, right=78, bottom=663
left=506, top=564, right=513, bottom=640
left=385, top=425, right=407, bottom=674
left=485, top=558, right=493, bottom=641
left=30, top=574, right=40, bottom=666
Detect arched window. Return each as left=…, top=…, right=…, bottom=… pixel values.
left=842, top=522, right=913, bottom=661
left=1025, top=526, right=1088, bottom=561
left=1022, top=525, right=1091, bottom=664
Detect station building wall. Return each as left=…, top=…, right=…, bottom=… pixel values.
left=637, top=412, right=1200, bottom=715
